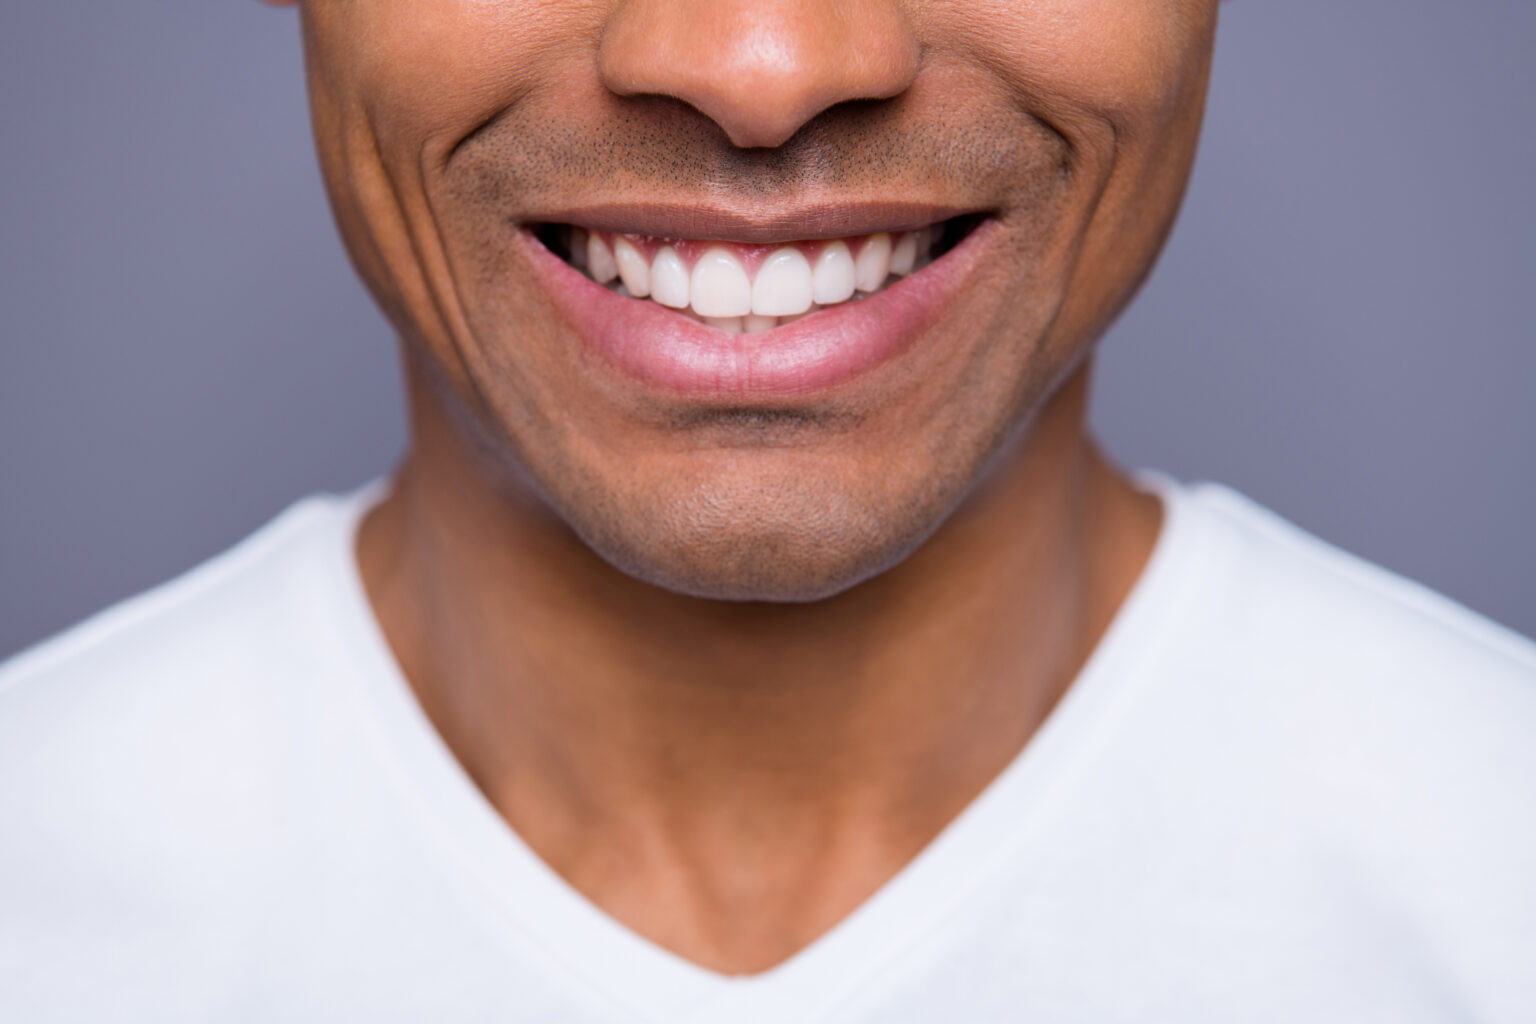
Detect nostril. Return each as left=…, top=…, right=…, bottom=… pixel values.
left=598, top=0, right=919, bottom=150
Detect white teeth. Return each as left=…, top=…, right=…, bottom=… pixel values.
left=812, top=241, right=856, bottom=305
left=855, top=233, right=892, bottom=293
left=690, top=247, right=752, bottom=318
left=650, top=246, right=690, bottom=309
left=574, top=224, right=949, bottom=326
left=587, top=232, right=618, bottom=284
left=751, top=247, right=814, bottom=316
left=613, top=237, right=650, bottom=298
left=889, top=231, right=916, bottom=275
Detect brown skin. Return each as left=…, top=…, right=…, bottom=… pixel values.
left=269, top=0, right=1216, bottom=974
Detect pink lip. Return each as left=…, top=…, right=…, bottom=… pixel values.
left=524, top=218, right=994, bottom=400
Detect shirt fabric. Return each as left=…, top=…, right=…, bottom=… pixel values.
left=2, top=478, right=1533, bottom=1023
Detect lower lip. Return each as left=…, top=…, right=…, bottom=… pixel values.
left=524, top=220, right=993, bottom=399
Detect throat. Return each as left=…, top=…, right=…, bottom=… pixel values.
left=534, top=795, right=942, bottom=975
left=354, top=373, right=1157, bottom=976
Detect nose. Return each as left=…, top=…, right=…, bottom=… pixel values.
left=598, top=0, right=920, bottom=149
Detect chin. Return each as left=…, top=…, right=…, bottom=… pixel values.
left=561, top=473, right=949, bottom=604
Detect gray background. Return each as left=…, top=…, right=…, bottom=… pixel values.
left=2, top=1, right=1532, bottom=659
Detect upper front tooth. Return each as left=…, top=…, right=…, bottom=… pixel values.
left=587, top=233, right=619, bottom=284
left=751, top=248, right=814, bottom=316
left=889, top=231, right=917, bottom=275
left=812, top=241, right=856, bottom=305
left=855, top=233, right=892, bottom=292
left=650, top=246, right=690, bottom=308
left=613, top=237, right=650, bottom=298
left=690, top=247, right=752, bottom=318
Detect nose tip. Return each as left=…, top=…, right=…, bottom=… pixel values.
left=598, top=0, right=920, bottom=150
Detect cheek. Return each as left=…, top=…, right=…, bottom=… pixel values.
left=945, top=0, right=1215, bottom=347
left=950, top=0, right=1213, bottom=135
left=312, top=0, right=600, bottom=160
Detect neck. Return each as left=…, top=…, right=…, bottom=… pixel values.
left=357, top=359, right=1160, bottom=973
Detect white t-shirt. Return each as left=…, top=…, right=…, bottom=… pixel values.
left=2, top=479, right=1533, bottom=1023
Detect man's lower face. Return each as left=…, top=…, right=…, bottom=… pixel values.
left=301, top=0, right=1216, bottom=600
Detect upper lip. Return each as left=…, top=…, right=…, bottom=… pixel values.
left=528, top=200, right=983, bottom=244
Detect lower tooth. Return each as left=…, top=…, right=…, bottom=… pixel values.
left=743, top=315, right=777, bottom=333
left=703, top=316, right=744, bottom=333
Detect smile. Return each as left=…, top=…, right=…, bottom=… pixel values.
left=526, top=213, right=992, bottom=398
left=537, top=220, right=978, bottom=333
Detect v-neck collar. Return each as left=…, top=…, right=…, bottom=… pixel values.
left=321, top=474, right=1206, bottom=1024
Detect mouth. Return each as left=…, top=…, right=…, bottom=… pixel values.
left=534, top=216, right=983, bottom=333
left=523, top=210, right=994, bottom=399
